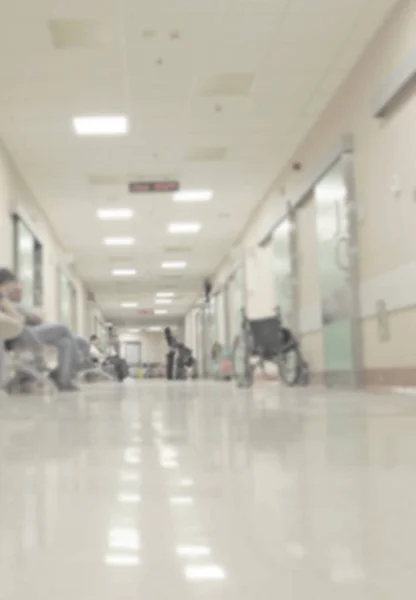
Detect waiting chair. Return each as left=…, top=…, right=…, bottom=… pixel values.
left=4, top=340, right=56, bottom=395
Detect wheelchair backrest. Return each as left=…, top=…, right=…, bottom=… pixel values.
left=248, top=317, right=282, bottom=351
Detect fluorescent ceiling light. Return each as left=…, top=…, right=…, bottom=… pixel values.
left=124, top=448, right=141, bottom=464
left=176, top=546, right=211, bottom=557
left=156, top=292, right=175, bottom=298
left=154, top=309, right=167, bottom=315
left=117, top=493, right=141, bottom=504
left=148, top=326, right=162, bottom=332
left=155, top=299, right=172, bottom=305
left=168, top=222, right=201, bottom=234
left=98, top=208, right=133, bottom=220
left=169, top=496, right=194, bottom=506
left=73, top=115, right=129, bottom=136
left=121, top=302, right=138, bottom=308
left=104, top=554, right=140, bottom=566
left=184, top=565, right=226, bottom=581
left=179, top=478, right=194, bottom=487
left=108, top=528, right=140, bottom=551
left=112, top=269, right=137, bottom=276
left=160, top=459, right=178, bottom=469
left=129, top=328, right=141, bottom=333
left=173, top=190, right=213, bottom=202
left=161, top=261, right=187, bottom=269
left=104, top=237, right=135, bottom=246
left=159, top=447, right=178, bottom=460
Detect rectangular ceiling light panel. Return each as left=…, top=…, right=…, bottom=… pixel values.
left=161, top=261, right=187, bottom=269
left=112, top=269, right=137, bottom=276
left=104, top=237, right=135, bottom=246
left=168, top=222, right=201, bottom=234
left=173, top=190, right=213, bottom=202
left=98, top=209, right=133, bottom=220
left=73, top=116, right=129, bottom=136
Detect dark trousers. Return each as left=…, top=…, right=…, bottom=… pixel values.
left=166, top=351, right=175, bottom=380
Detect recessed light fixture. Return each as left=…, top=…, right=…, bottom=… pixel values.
left=98, top=208, right=133, bottom=220
left=124, top=448, right=141, bottom=464
left=121, top=302, right=138, bottom=308
left=155, top=299, right=172, bottom=305
left=104, top=554, right=140, bottom=566
left=156, top=292, right=175, bottom=298
left=161, top=261, right=187, bottom=269
left=154, top=309, right=167, bottom=315
left=112, top=269, right=137, bottom=276
left=117, top=493, right=142, bottom=504
left=176, top=546, right=211, bottom=557
left=104, top=237, right=135, bottom=246
left=129, top=328, right=141, bottom=333
left=179, top=478, right=194, bottom=487
left=169, top=496, right=194, bottom=506
left=173, top=190, right=213, bottom=203
left=148, top=326, right=162, bottom=332
left=160, top=459, right=178, bottom=469
left=168, top=222, right=201, bottom=234
left=73, top=115, right=129, bottom=136
left=108, top=528, right=140, bottom=551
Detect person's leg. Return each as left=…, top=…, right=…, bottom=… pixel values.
left=0, top=343, right=6, bottom=388
left=32, top=324, right=75, bottom=388
left=17, top=326, right=49, bottom=371
left=75, top=336, right=90, bottom=367
left=166, top=351, right=174, bottom=380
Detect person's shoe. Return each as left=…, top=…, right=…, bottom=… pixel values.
left=49, top=369, right=59, bottom=384
left=57, top=382, right=80, bottom=392
left=49, top=371, right=79, bottom=392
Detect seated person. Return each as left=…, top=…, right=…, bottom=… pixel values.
left=0, top=291, right=25, bottom=388
left=0, top=268, right=87, bottom=392
left=89, top=334, right=105, bottom=363
left=0, top=292, right=24, bottom=340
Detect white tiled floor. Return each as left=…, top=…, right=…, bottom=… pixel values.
left=1, top=380, right=416, bottom=598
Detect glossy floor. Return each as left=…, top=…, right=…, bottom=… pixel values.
left=1, top=380, right=415, bottom=599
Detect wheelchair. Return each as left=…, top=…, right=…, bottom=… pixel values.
left=232, top=308, right=306, bottom=388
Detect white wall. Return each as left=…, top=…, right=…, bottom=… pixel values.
left=119, top=332, right=166, bottom=363
left=0, top=140, right=92, bottom=335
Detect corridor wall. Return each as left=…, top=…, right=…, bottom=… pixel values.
left=119, top=331, right=165, bottom=364
left=207, top=0, right=416, bottom=387
left=0, top=141, right=91, bottom=335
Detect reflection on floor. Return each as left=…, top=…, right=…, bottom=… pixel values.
left=1, top=380, right=415, bottom=598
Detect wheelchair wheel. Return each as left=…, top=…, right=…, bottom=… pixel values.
left=232, top=334, right=253, bottom=388
left=276, top=344, right=302, bottom=386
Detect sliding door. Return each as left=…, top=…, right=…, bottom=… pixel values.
left=314, top=157, right=358, bottom=386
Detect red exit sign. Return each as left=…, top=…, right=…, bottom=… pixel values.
left=129, top=181, right=180, bottom=193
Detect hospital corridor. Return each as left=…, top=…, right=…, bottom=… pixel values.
left=0, top=0, right=416, bottom=597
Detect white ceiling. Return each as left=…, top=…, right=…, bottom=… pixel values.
left=0, top=0, right=399, bottom=325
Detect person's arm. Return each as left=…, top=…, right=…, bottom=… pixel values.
left=0, top=293, right=24, bottom=325
left=24, top=307, right=43, bottom=325
left=13, top=304, right=43, bottom=325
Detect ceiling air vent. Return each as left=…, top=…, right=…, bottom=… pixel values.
left=108, top=256, right=134, bottom=264
left=164, top=246, right=192, bottom=254
left=185, top=147, right=227, bottom=162
left=49, top=20, right=113, bottom=49
left=88, top=174, right=127, bottom=186
left=200, top=73, right=254, bottom=97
